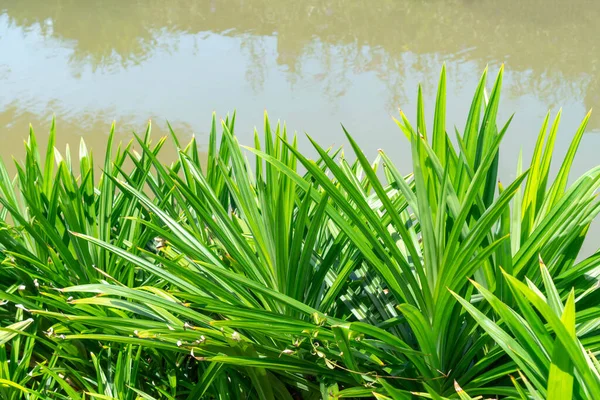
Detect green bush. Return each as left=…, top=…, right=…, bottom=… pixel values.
left=0, top=66, right=599, bottom=399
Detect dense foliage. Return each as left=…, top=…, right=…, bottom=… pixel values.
left=0, top=67, right=599, bottom=399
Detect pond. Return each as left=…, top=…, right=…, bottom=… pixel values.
left=1, top=0, right=599, bottom=180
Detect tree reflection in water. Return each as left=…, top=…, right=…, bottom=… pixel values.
left=1, top=0, right=598, bottom=126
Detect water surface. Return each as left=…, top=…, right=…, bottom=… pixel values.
left=1, top=1, right=599, bottom=179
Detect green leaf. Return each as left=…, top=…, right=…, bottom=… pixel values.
left=547, top=290, right=576, bottom=400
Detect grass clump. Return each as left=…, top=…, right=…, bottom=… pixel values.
left=0, top=66, right=599, bottom=399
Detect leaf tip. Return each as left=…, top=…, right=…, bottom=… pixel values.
left=454, top=380, right=463, bottom=393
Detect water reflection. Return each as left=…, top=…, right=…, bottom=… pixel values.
left=0, top=103, right=193, bottom=176
left=1, top=0, right=599, bottom=164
